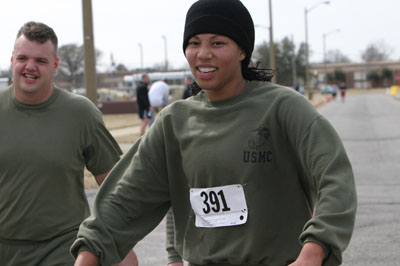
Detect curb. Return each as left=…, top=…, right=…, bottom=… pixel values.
left=314, top=95, right=333, bottom=108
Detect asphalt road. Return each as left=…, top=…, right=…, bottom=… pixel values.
left=86, top=91, right=400, bottom=266
left=320, top=93, right=400, bottom=266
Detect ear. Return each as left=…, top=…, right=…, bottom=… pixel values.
left=239, top=48, right=246, bottom=61
left=53, top=56, right=59, bottom=74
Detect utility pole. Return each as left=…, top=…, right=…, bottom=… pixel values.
left=268, top=0, right=276, bottom=83
left=162, top=35, right=168, bottom=71
left=138, top=43, right=143, bottom=70
left=291, top=35, right=297, bottom=89
left=304, top=7, right=310, bottom=99
left=304, top=1, right=330, bottom=100
left=323, top=29, right=340, bottom=83
left=82, top=0, right=97, bottom=106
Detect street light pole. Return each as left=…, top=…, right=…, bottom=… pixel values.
left=291, top=35, right=297, bottom=89
left=255, top=24, right=275, bottom=79
left=81, top=0, right=97, bottom=105
left=305, top=7, right=310, bottom=99
left=138, top=43, right=143, bottom=70
left=268, top=0, right=276, bottom=83
left=323, top=29, right=340, bottom=83
left=304, top=0, right=330, bottom=100
left=162, top=35, right=168, bottom=71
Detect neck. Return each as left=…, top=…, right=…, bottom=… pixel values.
left=206, top=78, right=247, bottom=101
left=14, top=85, right=54, bottom=105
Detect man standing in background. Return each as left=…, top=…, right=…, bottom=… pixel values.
left=182, top=76, right=193, bottom=99
left=339, top=81, right=347, bottom=102
left=148, top=79, right=170, bottom=126
left=136, top=73, right=152, bottom=136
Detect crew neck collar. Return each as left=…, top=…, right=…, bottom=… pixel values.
left=202, top=81, right=257, bottom=106
left=12, top=86, right=59, bottom=110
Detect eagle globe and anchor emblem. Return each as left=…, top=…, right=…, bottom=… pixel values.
left=243, top=126, right=272, bottom=163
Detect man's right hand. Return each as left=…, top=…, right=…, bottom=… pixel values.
left=74, top=251, right=99, bottom=266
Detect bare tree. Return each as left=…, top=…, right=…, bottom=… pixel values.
left=56, top=44, right=102, bottom=88
left=326, top=49, right=351, bottom=63
left=115, top=63, right=128, bottom=72
left=361, top=40, right=393, bottom=62
left=57, top=44, right=84, bottom=87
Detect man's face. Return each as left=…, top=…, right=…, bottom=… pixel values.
left=11, top=35, right=59, bottom=104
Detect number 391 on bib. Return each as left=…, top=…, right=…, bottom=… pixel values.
left=189, top=184, right=248, bottom=228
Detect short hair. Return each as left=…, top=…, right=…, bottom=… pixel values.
left=141, top=73, right=149, bottom=80
left=16, top=21, right=58, bottom=55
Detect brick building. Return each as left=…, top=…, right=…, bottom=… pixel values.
left=310, top=60, right=400, bottom=89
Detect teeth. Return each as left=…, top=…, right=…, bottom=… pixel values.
left=24, top=74, right=37, bottom=79
left=198, top=67, right=216, bottom=73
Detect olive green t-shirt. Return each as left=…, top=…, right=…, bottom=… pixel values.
left=0, top=86, right=122, bottom=241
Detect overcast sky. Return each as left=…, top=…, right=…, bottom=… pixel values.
left=1, top=0, right=399, bottom=72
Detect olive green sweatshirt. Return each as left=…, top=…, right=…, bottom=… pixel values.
left=72, top=81, right=357, bottom=266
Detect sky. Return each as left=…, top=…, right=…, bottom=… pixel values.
left=1, top=0, right=399, bottom=72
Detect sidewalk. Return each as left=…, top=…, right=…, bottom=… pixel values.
left=109, top=93, right=332, bottom=141
left=110, top=125, right=140, bottom=138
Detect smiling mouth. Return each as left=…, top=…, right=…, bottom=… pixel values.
left=197, top=67, right=217, bottom=73
left=23, top=74, right=38, bottom=80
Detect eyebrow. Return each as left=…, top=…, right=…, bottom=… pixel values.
left=15, top=53, right=50, bottom=62
left=36, top=57, right=50, bottom=62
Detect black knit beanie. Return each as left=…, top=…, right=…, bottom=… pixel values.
left=183, top=0, right=255, bottom=68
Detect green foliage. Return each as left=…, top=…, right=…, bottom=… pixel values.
left=326, top=73, right=335, bottom=83
left=365, top=68, right=393, bottom=87
left=275, top=37, right=296, bottom=86
left=381, top=68, right=393, bottom=86
left=381, top=68, right=393, bottom=80
left=333, top=69, right=346, bottom=82
left=367, top=71, right=380, bottom=87
left=253, top=37, right=306, bottom=87
left=253, top=41, right=269, bottom=69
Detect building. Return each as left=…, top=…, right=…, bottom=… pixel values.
left=310, top=60, right=400, bottom=89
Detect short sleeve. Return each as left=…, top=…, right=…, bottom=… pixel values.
left=83, top=113, right=122, bottom=176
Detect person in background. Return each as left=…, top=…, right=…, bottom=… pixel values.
left=72, top=0, right=357, bottom=265
left=148, top=79, right=170, bottom=126
left=136, top=73, right=152, bottom=136
left=331, top=83, right=338, bottom=100
left=339, top=81, right=347, bottom=102
left=0, top=21, right=137, bottom=266
left=182, top=76, right=193, bottom=99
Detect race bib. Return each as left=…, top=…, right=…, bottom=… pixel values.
left=190, top=184, right=248, bottom=228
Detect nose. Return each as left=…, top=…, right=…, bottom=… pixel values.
left=197, top=44, right=212, bottom=60
left=24, top=59, right=37, bottom=71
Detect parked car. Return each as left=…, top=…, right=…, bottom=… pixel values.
left=0, top=77, right=9, bottom=92
left=320, top=85, right=333, bottom=94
